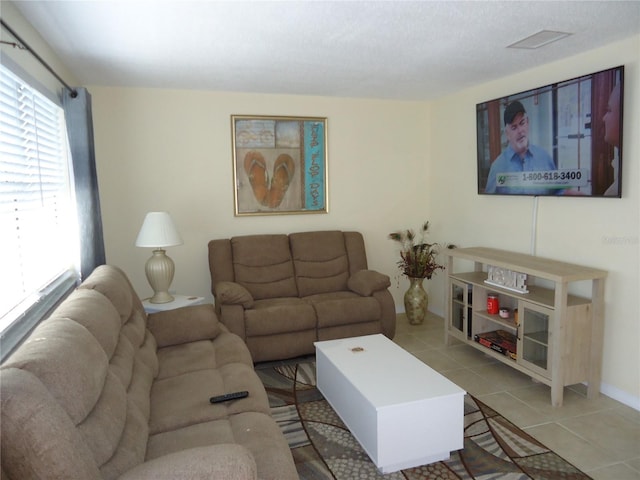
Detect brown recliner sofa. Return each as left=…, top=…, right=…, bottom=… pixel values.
left=0, top=265, right=297, bottom=480
left=208, top=230, right=396, bottom=363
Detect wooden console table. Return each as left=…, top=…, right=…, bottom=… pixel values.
left=444, top=247, right=607, bottom=407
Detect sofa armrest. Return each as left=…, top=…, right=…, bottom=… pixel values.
left=218, top=304, right=247, bottom=340
left=374, top=289, right=397, bottom=339
left=214, top=281, right=254, bottom=308
left=147, top=304, right=222, bottom=348
left=347, top=269, right=391, bottom=296
left=117, top=444, right=257, bottom=480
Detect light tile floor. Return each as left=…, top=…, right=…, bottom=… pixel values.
left=393, top=312, right=640, bottom=479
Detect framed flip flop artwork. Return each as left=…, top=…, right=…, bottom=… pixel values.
left=231, top=115, right=328, bottom=216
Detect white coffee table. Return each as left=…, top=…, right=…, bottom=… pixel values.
left=314, top=334, right=465, bottom=474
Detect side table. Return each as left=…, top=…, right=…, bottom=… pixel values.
left=142, top=294, right=205, bottom=314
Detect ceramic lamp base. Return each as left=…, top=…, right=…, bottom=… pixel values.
left=145, top=248, right=175, bottom=304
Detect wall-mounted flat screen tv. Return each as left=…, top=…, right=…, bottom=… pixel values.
left=477, top=65, right=623, bottom=197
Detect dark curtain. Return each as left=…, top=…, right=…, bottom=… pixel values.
left=63, top=87, right=106, bottom=279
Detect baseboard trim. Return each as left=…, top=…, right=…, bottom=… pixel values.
left=599, top=382, right=640, bottom=412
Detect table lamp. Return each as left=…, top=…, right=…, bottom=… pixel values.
left=135, top=212, right=183, bottom=303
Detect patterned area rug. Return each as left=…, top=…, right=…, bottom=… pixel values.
left=256, top=360, right=592, bottom=480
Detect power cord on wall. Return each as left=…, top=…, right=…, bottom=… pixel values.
left=530, top=196, right=539, bottom=256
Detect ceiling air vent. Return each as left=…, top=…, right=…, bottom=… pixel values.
left=508, top=30, right=572, bottom=49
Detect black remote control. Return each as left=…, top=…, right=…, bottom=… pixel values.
left=209, top=391, right=249, bottom=404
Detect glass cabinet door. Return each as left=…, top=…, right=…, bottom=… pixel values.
left=450, top=280, right=471, bottom=338
left=519, top=301, right=552, bottom=377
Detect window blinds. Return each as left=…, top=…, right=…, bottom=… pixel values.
left=0, top=64, right=77, bottom=325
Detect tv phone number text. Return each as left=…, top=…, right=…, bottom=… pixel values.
left=497, top=169, right=589, bottom=188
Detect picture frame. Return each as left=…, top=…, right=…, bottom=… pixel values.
left=231, top=115, right=328, bottom=216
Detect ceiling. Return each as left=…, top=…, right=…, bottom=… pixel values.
left=9, top=0, right=640, bottom=101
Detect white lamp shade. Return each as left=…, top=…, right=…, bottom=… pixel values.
left=135, top=212, right=183, bottom=248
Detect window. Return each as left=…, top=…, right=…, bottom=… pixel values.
left=0, top=64, right=79, bottom=358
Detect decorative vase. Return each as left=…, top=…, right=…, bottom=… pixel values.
left=404, top=276, right=428, bottom=325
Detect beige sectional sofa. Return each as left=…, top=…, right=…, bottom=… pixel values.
left=208, top=230, right=396, bottom=362
left=0, top=265, right=297, bottom=480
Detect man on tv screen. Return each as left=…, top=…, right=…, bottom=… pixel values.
left=484, top=100, right=559, bottom=195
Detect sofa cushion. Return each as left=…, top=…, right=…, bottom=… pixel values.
left=50, top=288, right=121, bottom=357
left=290, top=231, right=350, bottom=296
left=78, top=265, right=139, bottom=324
left=77, top=370, right=127, bottom=467
left=231, top=234, right=298, bottom=300
left=245, top=298, right=317, bottom=336
left=148, top=304, right=223, bottom=348
left=317, top=322, right=383, bottom=342
left=149, top=361, right=269, bottom=435
left=108, top=314, right=158, bottom=396
left=121, top=444, right=257, bottom=480
left=98, top=385, right=151, bottom=480
left=343, top=231, right=370, bottom=273
left=3, top=318, right=109, bottom=425
left=305, top=293, right=382, bottom=328
left=246, top=330, right=317, bottom=362
left=155, top=332, right=253, bottom=380
left=146, top=412, right=294, bottom=480
left=1, top=368, right=103, bottom=480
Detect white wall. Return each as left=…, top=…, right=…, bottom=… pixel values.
left=429, top=35, right=640, bottom=408
left=89, top=87, right=433, bottom=310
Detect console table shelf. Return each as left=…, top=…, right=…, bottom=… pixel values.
left=444, top=247, right=607, bottom=407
